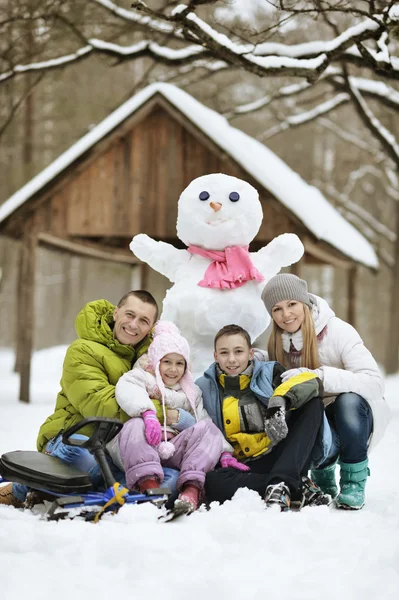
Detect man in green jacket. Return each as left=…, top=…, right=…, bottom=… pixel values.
left=0, top=290, right=161, bottom=507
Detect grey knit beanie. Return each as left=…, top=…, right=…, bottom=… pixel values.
left=261, top=274, right=312, bottom=315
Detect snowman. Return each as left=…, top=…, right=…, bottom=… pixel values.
left=130, top=173, right=304, bottom=376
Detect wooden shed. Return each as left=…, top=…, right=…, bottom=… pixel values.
left=0, top=82, right=378, bottom=402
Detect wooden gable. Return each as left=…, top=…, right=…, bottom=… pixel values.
left=1, top=96, right=299, bottom=245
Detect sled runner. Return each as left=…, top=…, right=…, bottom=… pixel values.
left=0, top=417, right=170, bottom=522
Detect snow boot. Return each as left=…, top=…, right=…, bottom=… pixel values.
left=0, top=483, right=24, bottom=508
left=292, top=476, right=331, bottom=509
left=174, top=484, right=200, bottom=513
left=310, top=460, right=339, bottom=499
left=264, top=482, right=291, bottom=511
left=336, top=459, right=369, bottom=510
left=138, top=477, right=161, bottom=493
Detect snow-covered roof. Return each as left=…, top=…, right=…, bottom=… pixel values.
left=0, top=82, right=378, bottom=268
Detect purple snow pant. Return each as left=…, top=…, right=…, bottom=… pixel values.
left=118, top=419, right=223, bottom=491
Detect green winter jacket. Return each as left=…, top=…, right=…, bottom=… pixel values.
left=37, top=299, right=152, bottom=451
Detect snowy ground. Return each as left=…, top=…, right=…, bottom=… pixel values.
left=0, top=346, right=398, bottom=600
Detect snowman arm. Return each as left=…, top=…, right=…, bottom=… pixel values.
left=252, top=233, right=304, bottom=276
left=130, top=234, right=189, bottom=282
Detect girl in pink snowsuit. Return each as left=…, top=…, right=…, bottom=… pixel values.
left=108, top=321, right=229, bottom=512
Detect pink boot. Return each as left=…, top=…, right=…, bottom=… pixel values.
left=174, top=484, right=200, bottom=513
left=138, top=477, right=161, bottom=493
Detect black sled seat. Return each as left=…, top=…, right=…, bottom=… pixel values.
left=0, top=451, right=93, bottom=494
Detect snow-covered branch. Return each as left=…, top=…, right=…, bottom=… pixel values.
left=0, top=39, right=217, bottom=84
left=318, top=118, right=382, bottom=158
left=258, top=93, right=350, bottom=140
left=227, top=71, right=399, bottom=122
left=339, top=46, right=399, bottom=79
left=224, top=80, right=313, bottom=119
left=312, top=175, right=396, bottom=268
left=346, top=78, right=399, bottom=167
left=329, top=75, right=399, bottom=111
left=0, top=46, right=93, bottom=83
left=252, top=18, right=383, bottom=59
left=2, top=0, right=397, bottom=86
left=92, top=0, right=177, bottom=35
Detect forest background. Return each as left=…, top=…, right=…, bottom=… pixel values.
left=1, top=0, right=398, bottom=375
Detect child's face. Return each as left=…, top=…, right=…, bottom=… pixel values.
left=214, top=334, right=254, bottom=376
left=159, top=353, right=186, bottom=386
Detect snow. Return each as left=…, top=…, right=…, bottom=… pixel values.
left=348, top=77, right=399, bottom=106
left=226, top=80, right=312, bottom=117
left=0, top=345, right=398, bottom=599
left=344, top=46, right=399, bottom=72
left=88, top=38, right=204, bottom=60
left=0, top=82, right=378, bottom=269
left=0, top=46, right=92, bottom=82
left=349, top=84, right=399, bottom=161
left=230, top=74, right=399, bottom=120
left=279, top=93, right=349, bottom=126
left=176, top=5, right=380, bottom=62
left=184, top=10, right=328, bottom=70
left=253, top=18, right=381, bottom=58
left=376, top=32, right=390, bottom=63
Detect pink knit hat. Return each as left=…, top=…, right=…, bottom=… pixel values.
left=148, top=321, right=198, bottom=459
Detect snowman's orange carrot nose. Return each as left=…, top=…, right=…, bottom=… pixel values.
left=210, top=202, right=222, bottom=212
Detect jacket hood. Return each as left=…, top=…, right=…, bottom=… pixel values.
left=202, top=357, right=275, bottom=402
left=310, top=294, right=336, bottom=335
left=75, top=299, right=116, bottom=343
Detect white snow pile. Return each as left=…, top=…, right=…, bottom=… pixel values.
left=0, top=346, right=398, bottom=600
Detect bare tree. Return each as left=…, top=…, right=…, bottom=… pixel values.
left=1, top=0, right=399, bottom=368
left=0, top=1, right=398, bottom=85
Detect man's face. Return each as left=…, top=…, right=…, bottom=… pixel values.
left=113, top=296, right=157, bottom=346
left=214, top=333, right=254, bottom=376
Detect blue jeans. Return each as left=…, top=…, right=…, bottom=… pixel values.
left=320, top=393, right=373, bottom=466
left=13, top=434, right=179, bottom=502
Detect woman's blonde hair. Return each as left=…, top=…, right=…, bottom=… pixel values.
left=267, top=303, right=320, bottom=369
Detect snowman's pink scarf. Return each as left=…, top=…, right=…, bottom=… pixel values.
left=188, top=245, right=264, bottom=289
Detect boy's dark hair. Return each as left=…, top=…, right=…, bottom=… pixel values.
left=117, top=290, right=159, bottom=322
left=214, top=324, right=252, bottom=349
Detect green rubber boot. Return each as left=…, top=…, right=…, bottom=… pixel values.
left=336, top=458, right=369, bottom=510
left=310, top=461, right=339, bottom=499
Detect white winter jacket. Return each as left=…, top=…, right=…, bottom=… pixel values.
left=281, top=295, right=390, bottom=451
left=115, top=354, right=233, bottom=452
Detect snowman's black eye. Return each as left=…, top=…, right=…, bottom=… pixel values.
left=229, top=191, right=240, bottom=202
left=199, top=191, right=210, bottom=201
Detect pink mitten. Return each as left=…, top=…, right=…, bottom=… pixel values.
left=142, top=410, right=162, bottom=446
left=220, top=452, right=250, bottom=471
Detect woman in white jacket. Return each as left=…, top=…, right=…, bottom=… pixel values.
left=261, top=273, right=390, bottom=510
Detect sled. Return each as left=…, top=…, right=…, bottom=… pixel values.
left=0, top=417, right=170, bottom=522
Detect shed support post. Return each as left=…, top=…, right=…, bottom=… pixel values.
left=18, top=227, right=37, bottom=403
left=14, top=245, right=24, bottom=373
left=347, top=266, right=357, bottom=329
